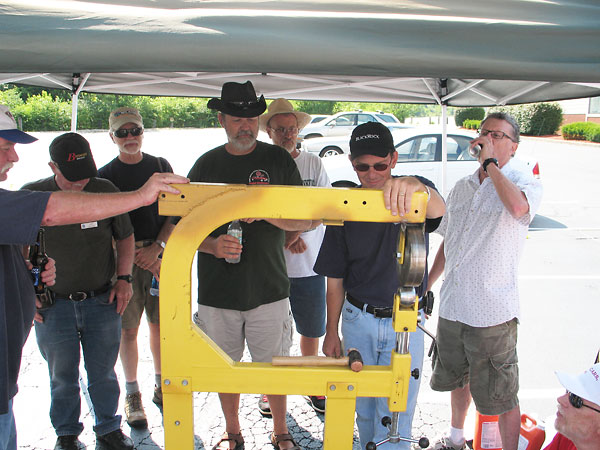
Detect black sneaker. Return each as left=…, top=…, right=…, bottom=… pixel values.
left=54, top=435, right=85, bottom=450
left=95, top=429, right=134, bottom=450
left=309, top=395, right=326, bottom=413
left=257, top=394, right=272, bottom=417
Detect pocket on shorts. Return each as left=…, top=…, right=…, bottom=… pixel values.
left=489, top=351, right=519, bottom=402
left=341, top=300, right=361, bottom=324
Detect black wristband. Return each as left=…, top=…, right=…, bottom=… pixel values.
left=483, top=158, right=499, bottom=173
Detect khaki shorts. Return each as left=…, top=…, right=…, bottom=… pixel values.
left=121, top=264, right=160, bottom=329
left=193, top=299, right=293, bottom=362
left=430, top=317, right=519, bottom=415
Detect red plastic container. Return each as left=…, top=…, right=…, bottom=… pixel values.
left=473, top=412, right=502, bottom=450
left=473, top=412, right=546, bottom=450
left=519, top=414, right=545, bottom=450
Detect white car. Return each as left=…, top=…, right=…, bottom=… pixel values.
left=298, top=110, right=407, bottom=143
left=320, top=128, right=540, bottom=194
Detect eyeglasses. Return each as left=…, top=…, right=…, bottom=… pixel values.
left=270, top=126, right=299, bottom=135
left=113, top=127, right=143, bottom=138
left=353, top=158, right=392, bottom=173
left=568, top=391, right=600, bottom=414
left=478, top=128, right=517, bottom=142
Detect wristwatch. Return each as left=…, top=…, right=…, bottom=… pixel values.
left=483, top=158, right=499, bottom=173
left=155, top=239, right=166, bottom=249
left=117, top=274, right=134, bottom=283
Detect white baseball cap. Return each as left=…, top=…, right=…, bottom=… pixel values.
left=556, top=362, right=600, bottom=405
left=0, top=105, right=37, bottom=144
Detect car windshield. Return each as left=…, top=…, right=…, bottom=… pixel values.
left=376, top=114, right=398, bottom=123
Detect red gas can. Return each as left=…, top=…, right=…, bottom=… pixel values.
left=518, top=414, right=545, bottom=450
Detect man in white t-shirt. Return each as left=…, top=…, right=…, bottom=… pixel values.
left=259, top=99, right=331, bottom=414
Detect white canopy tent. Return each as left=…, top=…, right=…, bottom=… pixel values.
left=1, top=0, right=599, bottom=191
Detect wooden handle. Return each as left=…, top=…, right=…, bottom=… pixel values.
left=272, top=356, right=349, bottom=366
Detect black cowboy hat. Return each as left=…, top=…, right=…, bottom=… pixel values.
left=207, top=81, right=267, bottom=118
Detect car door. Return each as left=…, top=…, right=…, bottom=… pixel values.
left=322, top=113, right=357, bottom=138
left=442, top=134, right=479, bottom=191
left=392, top=134, right=438, bottom=186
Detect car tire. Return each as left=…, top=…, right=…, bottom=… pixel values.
left=319, top=146, right=343, bottom=157
left=304, top=133, right=323, bottom=140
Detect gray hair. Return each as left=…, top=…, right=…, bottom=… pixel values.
left=481, top=112, right=520, bottom=143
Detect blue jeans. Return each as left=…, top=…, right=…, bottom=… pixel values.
left=35, top=293, right=122, bottom=436
left=341, top=299, right=425, bottom=449
left=0, top=399, right=16, bottom=450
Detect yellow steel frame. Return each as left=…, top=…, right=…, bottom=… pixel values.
left=158, top=183, right=427, bottom=449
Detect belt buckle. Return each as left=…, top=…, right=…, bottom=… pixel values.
left=372, top=307, right=388, bottom=318
left=69, top=292, right=87, bottom=302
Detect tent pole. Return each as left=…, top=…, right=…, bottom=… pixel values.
left=70, top=92, right=79, bottom=132
left=441, top=105, right=448, bottom=197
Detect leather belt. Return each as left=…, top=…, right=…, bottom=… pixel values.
left=346, top=293, right=428, bottom=318
left=346, top=294, right=393, bottom=318
left=53, top=283, right=112, bottom=302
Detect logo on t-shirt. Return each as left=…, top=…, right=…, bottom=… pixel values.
left=249, top=169, right=270, bottom=185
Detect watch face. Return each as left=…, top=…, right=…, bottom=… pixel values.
left=118, top=275, right=133, bottom=283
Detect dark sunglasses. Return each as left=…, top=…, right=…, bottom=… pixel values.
left=114, top=127, right=143, bottom=138
left=569, top=391, right=600, bottom=414
left=353, top=158, right=392, bottom=173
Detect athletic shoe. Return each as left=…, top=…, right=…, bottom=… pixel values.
left=308, top=395, right=326, bottom=413
left=257, top=394, right=272, bottom=417
left=427, top=436, right=467, bottom=450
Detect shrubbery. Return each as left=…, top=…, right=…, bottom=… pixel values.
left=462, top=119, right=481, bottom=130
left=562, top=122, right=600, bottom=142
left=489, top=103, right=563, bottom=136
left=455, top=107, right=485, bottom=127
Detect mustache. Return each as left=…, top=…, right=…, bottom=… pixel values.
left=236, top=130, right=255, bottom=139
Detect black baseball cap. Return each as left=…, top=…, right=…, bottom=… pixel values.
left=49, top=133, right=98, bottom=182
left=349, top=122, right=395, bottom=158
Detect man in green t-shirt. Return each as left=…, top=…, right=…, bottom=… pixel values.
left=187, top=82, right=310, bottom=450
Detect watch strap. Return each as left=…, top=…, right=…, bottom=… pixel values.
left=483, top=158, right=499, bottom=173
left=117, top=274, right=133, bottom=283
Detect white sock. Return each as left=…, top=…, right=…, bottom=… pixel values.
left=449, top=427, right=464, bottom=444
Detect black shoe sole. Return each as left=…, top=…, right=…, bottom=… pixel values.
left=258, top=408, right=272, bottom=418
left=126, top=418, right=148, bottom=429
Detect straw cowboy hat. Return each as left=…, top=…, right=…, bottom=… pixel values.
left=259, top=98, right=311, bottom=132
left=207, top=81, right=267, bottom=118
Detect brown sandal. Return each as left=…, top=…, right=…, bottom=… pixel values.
left=211, top=432, right=244, bottom=450
left=271, top=433, right=302, bottom=450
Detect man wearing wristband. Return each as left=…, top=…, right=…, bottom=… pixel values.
left=314, top=122, right=445, bottom=449
left=98, top=107, right=175, bottom=428
left=426, top=113, right=543, bottom=450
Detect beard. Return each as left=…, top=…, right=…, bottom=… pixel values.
left=227, top=130, right=257, bottom=153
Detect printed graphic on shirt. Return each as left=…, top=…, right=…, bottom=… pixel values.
left=249, top=169, right=270, bottom=185
left=302, top=179, right=316, bottom=186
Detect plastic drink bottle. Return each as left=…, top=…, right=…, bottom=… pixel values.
left=225, top=220, right=243, bottom=264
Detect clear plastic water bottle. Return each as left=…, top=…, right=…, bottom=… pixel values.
left=150, top=275, right=159, bottom=296
left=225, top=219, right=243, bottom=264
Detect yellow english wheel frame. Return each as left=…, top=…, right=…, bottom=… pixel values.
left=158, top=183, right=427, bottom=449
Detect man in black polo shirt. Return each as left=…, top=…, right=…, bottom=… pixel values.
left=98, top=107, right=174, bottom=428
left=23, top=133, right=135, bottom=450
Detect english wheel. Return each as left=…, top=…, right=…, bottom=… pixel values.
left=395, top=223, right=426, bottom=288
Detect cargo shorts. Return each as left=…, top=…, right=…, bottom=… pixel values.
left=430, top=317, right=519, bottom=415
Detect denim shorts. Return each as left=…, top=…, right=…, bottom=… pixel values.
left=430, top=317, right=519, bottom=415
left=289, top=275, right=326, bottom=338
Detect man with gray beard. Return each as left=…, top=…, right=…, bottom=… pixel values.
left=185, top=81, right=310, bottom=450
